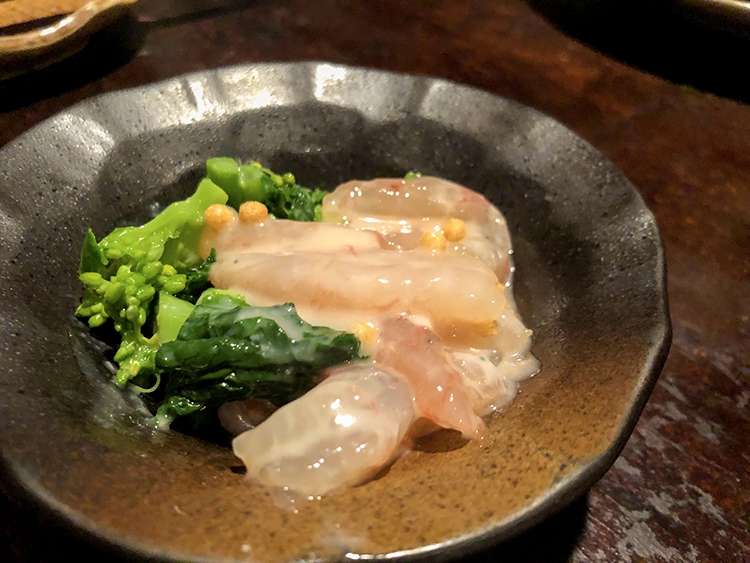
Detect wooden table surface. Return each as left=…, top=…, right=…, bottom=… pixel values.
left=1, top=1, right=748, bottom=561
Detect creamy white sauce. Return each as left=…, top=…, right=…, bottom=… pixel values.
left=236, top=307, right=306, bottom=343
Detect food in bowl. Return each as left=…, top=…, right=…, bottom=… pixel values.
left=75, top=159, right=538, bottom=496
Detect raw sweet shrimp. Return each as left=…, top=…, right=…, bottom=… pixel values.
left=208, top=221, right=506, bottom=330
left=374, top=316, right=485, bottom=438
left=200, top=211, right=384, bottom=259
left=232, top=364, right=416, bottom=497
left=319, top=177, right=540, bottom=415
left=322, top=176, right=513, bottom=282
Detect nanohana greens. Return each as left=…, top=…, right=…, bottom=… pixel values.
left=76, top=159, right=356, bottom=433
left=77, top=177, right=228, bottom=387
left=205, top=158, right=328, bottom=222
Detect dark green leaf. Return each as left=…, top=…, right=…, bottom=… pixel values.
left=153, top=292, right=361, bottom=426
left=174, top=249, right=217, bottom=303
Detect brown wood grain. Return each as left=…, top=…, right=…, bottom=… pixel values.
left=0, top=0, right=748, bottom=561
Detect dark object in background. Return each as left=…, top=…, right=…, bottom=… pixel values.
left=0, top=0, right=138, bottom=81
left=528, top=0, right=750, bottom=104
left=0, top=0, right=253, bottom=110
left=0, top=10, right=142, bottom=111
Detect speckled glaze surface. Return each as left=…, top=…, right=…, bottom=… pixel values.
left=0, top=63, right=670, bottom=562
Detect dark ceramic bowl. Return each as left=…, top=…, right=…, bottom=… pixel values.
left=0, top=62, right=670, bottom=562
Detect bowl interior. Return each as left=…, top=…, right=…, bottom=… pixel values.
left=0, top=63, right=669, bottom=562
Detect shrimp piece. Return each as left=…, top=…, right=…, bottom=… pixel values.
left=200, top=214, right=383, bottom=259
left=232, top=364, right=415, bottom=496
left=210, top=248, right=506, bottom=330
left=322, top=177, right=513, bottom=282
left=374, top=317, right=485, bottom=439
left=322, top=176, right=488, bottom=224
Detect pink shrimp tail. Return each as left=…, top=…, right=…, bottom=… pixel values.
left=375, top=317, right=485, bottom=439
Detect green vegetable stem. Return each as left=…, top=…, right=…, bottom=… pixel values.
left=76, top=179, right=228, bottom=386
left=206, top=157, right=327, bottom=221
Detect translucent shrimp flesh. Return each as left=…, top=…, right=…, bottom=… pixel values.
left=207, top=218, right=507, bottom=331
left=232, top=364, right=416, bottom=497
left=200, top=215, right=383, bottom=260
left=320, top=176, right=540, bottom=414
left=374, top=316, right=485, bottom=438
left=322, top=176, right=514, bottom=282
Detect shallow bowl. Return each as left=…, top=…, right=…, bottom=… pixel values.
left=0, top=62, right=670, bottom=562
